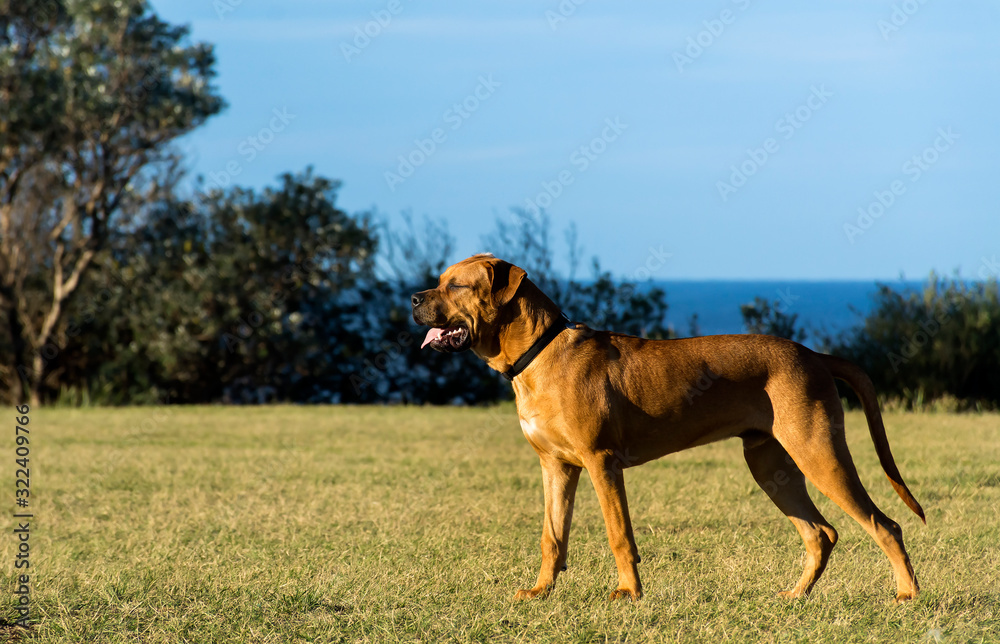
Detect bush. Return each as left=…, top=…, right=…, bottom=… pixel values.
left=824, top=275, right=1000, bottom=410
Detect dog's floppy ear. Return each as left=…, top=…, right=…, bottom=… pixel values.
left=488, top=260, right=526, bottom=307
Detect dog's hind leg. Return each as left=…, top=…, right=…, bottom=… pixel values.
left=773, top=401, right=919, bottom=602
left=743, top=435, right=839, bottom=598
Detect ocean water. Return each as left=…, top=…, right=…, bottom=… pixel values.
left=652, top=280, right=925, bottom=346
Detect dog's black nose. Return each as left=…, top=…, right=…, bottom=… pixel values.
left=411, top=292, right=425, bottom=307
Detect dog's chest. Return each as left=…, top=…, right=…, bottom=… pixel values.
left=518, top=416, right=579, bottom=463
left=519, top=417, right=542, bottom=442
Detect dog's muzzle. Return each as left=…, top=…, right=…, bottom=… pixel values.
left=411, top=290, right=472, bottom=353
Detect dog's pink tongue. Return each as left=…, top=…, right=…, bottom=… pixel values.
left=421, top=328, right=445, bottom=349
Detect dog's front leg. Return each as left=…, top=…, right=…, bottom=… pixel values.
left=587, top=453, right=643, bottom=601
left=514, top=458, right=581, bottom=600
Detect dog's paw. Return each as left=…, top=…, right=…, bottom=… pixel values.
left=778, top=589, right=807, bottom=600
left=513, top=586, right=550, bottom=601
left=608, top=588, right=642, bottom=602
left=895, top=590, right=918, bottom=603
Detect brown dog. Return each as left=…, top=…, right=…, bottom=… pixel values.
left=411, top=254, right=924, bottom=602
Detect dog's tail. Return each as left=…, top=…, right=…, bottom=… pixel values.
left=821, top=354, right=926, bottom=524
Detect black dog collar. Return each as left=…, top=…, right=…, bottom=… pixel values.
left=502, top=314, right=571, bottom=381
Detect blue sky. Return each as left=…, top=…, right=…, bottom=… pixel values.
left=155, top=0, right=999, bottom=280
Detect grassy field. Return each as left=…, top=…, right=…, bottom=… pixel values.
left=1, top=405, right=998, bottom=643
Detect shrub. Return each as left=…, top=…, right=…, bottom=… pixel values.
left=824, top=275, right=1000, bottom=410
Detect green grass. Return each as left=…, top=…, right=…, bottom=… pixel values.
left=1, top=405, right=998, bottom=643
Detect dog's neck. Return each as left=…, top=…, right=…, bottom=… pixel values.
left=486, top=280, right=564, bottom=375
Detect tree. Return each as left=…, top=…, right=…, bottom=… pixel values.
left=0, top=0, right=224, bottom=404
left=56, top=170, right=378, bottom=404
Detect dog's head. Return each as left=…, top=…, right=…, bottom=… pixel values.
left=411, top=253, right=525, bottom=354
